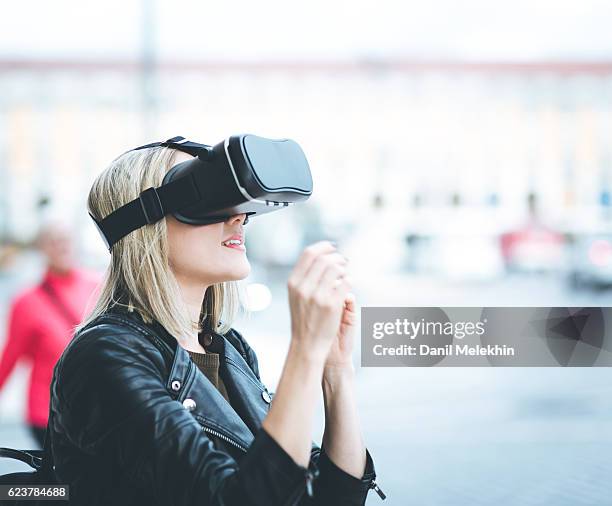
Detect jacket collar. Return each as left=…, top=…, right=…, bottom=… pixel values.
left=103, top=306, right=269, bottom=451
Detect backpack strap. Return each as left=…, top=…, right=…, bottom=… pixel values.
left=0, top=416, right=52, bottom=475
left=0, top=448, right=43, bottom=470
left=37, top=415, right=55, bottom=478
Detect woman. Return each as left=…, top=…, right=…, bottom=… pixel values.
left=48, top=143, right=385, bottom=505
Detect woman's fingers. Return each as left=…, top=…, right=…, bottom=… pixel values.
left=288, top=241, right=336, bottom=288
left=312, top=263, right=346, bottom=303
left=331, top=274, right=353, bottom=303
left=302, top=252, right=347, bottom=296
left=344, top=291, right=356, bottom=306
left=287, top=242, right=354, bottom=355
left=342, top=291, right=356, bottom=321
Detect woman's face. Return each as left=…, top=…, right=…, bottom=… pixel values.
left=165, top=152, right=251, bottom=285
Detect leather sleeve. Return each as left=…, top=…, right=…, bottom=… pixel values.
left=55, top=327, right=315, bottom=506
left=232, top=328, right=380, bottom=505
left=299, top=446, right=378, bottom=505
left=0, top=294, right=35, bottom=390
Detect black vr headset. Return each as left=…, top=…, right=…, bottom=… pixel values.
left=91, top=134, right=313, bottom=251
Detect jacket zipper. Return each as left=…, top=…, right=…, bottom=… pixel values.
left=369, top=479, right=387, bottom=500
left=201, top=426, right=247, bottom=452
left=305, top=468, right=316, bottom=498
left=281, top=467, right=316, bottom=506
left=201, top=424, right=317, bottom=505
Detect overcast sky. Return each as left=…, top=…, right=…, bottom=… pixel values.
left=1, top=0, right=611, bottom=61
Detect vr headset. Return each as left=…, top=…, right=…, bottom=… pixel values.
left=91, top=135, right=313, bottom=251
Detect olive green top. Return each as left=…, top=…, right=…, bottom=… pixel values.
left=186, top=349, right=230, bottom=403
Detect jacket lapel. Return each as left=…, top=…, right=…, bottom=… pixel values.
left=174, top=343, right=257, bottom=450
left=108, top=308, right=269, bottom=452
left=212, top=331, right=271, bottom=437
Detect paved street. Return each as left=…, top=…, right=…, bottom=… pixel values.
left=1, top=263, right=611, bottom=504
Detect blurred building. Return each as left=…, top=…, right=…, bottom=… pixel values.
left=1, top=59, right=612, bottom=274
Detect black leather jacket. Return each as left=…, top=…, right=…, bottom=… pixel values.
left=48, top=307, right=385, bottom=505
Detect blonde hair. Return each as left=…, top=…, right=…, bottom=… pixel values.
left=76, top=145, right=243, bottom=339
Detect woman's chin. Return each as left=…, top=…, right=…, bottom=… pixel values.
left=223, top=263, right=251, bottom=282
left=193, top=260, right=251, bottom=284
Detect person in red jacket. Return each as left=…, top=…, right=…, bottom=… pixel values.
left=0, top=220, right=101, bottom=447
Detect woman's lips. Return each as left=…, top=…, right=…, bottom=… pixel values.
left=222, top=242, right=246, bottom=251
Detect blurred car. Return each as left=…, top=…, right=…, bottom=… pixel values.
left=499, top=222, right=566, bottom=273
left=568, top=234, right=612, bottom=290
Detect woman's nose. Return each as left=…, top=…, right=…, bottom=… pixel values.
left=227, top=213, right=247, bottom=225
